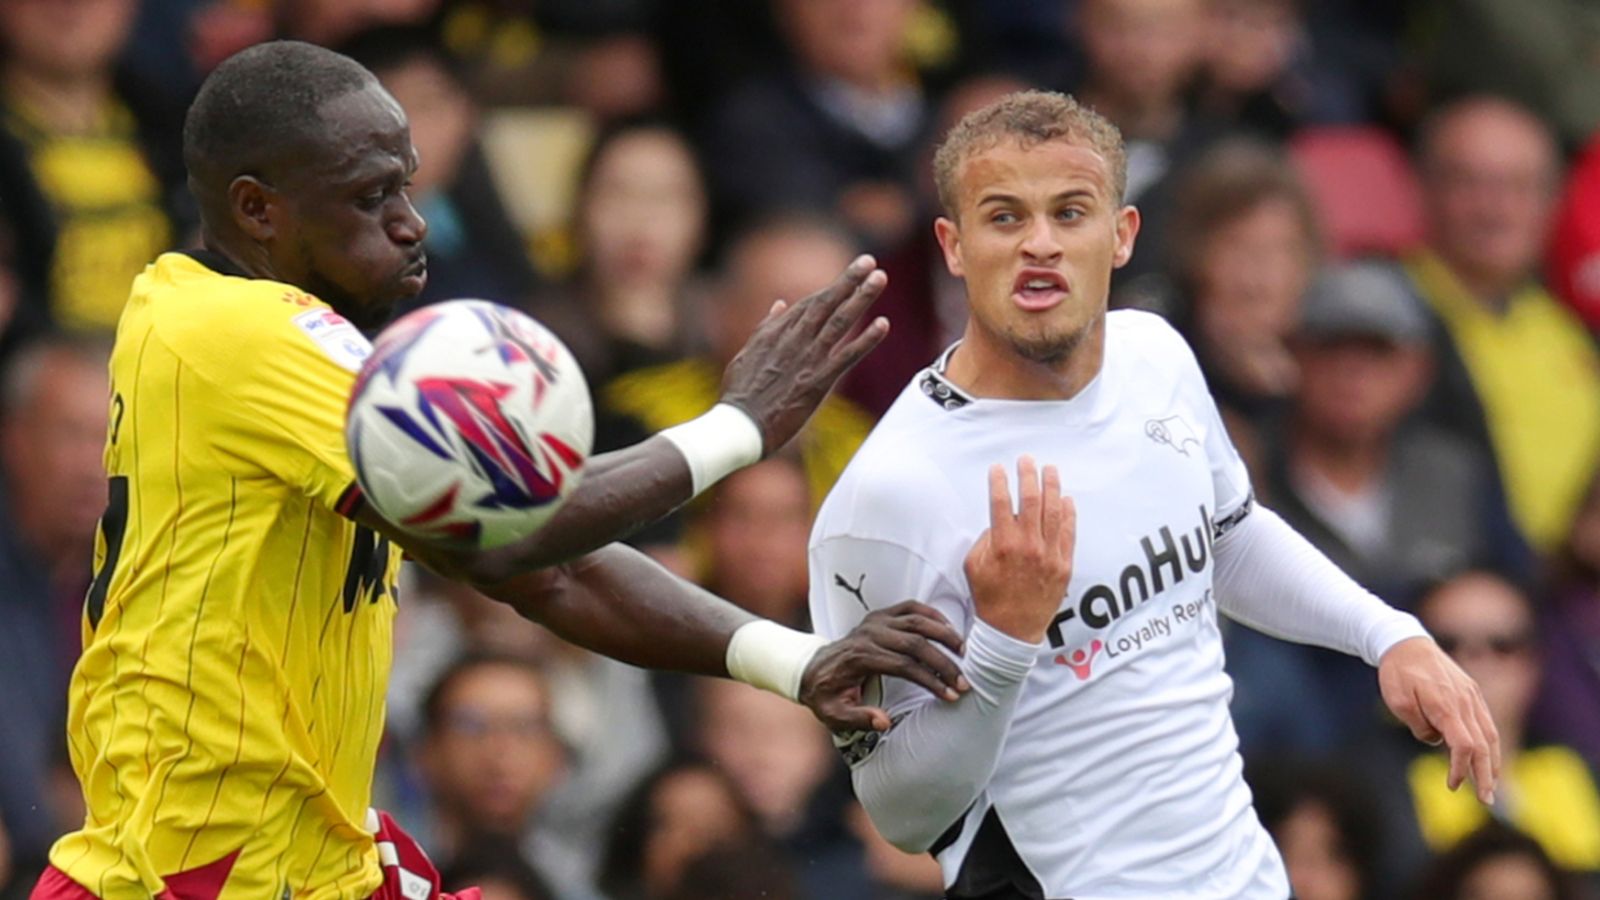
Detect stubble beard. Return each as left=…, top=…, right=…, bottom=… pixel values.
left=1007, top=317, right=1093, bottom=368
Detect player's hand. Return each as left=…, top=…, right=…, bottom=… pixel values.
left=800, top=601, right=969, bottom=733
left=1379, top=636, right=1501, bottom=804
left=719, top=254, right=890, bottom=453
left=965, top=456, right=1075, bottom=644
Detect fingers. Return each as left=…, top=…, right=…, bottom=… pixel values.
left=1041, top=464, right=1062, bottom=544
left=821, top=704, right=892, bottom=734
left=1059, top=495, right=1077, bottom=560
left=878, top=600, right=966, bottom=656
left=1016, top=456, right=1042, bottom=532
left=987, top=464, right=1012, bottom=532
left=867, top=641, right=961, bottom=702
left=798, top=254, right=876, bottom=329
left=822, top=315, right=891, bottom=382
left=818, top=268, right=888, bottom=347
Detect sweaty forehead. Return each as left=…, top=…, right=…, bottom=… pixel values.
left=302, top=84, right=416, bottom=183
left=956, top=138, right=1116, bottom=207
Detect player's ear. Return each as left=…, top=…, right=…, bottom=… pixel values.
left=934, top=216, right=965, bottom=278
left=1112, top=204, right=1141, bottom=269
left=229, top=175, right=279, bottom=242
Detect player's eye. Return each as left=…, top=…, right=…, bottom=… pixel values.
left=357, top=191, right=386, bottom=210
left=991, top=211, right=1019, bottom=225
left=1057, top=208, right=1085, bottom=222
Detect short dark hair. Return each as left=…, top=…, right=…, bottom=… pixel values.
left=421, top=651, right=549, bottom=736
left=1412, top=821, right=1579, bottom=900
left=182, top=40, right=376, bottom=192
left=1167, top=137, right=1321, bottom=284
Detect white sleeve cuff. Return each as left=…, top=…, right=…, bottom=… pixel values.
left=965, top=618, right=1040, bottom=695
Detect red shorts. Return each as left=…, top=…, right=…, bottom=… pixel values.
left=30, top=810, right=481, bottom=900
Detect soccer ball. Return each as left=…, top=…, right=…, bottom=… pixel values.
left=345, top=300, right=594, bottom=549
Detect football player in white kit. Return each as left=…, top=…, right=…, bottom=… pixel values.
left=809, top=91, right=1500, bottom=899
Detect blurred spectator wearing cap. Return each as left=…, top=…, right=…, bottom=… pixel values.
left=1138, top=137, right=1320, bottom=463
left=699, top=0, right=927, bottom=248
left=1406, top=96, right=1600, bottom=556
left=341, top=27, right=546, bottom=314
left=1532, top=471, right=1600, bottom=773
left=1400, top=572, right=1600, bottom=876
left=1228, top=262, right=1526, bottom=770
left=415, top=653, right=594, bottom=899
left=0, top=0, right=188, bottom=333
left=600, top=215, right=873, bottom=510
left=0, top=335, right=110, bottom=884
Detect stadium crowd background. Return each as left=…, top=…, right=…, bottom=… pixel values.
left=2, top=0, right=1600, bottom=898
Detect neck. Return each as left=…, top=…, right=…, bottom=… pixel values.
left=944, top=317, right=1105, bottom=401
left=4, top=64, right=114, bottom=133
left=1289, top=421, right=1387, bottom=492
left=592, top=281, right=677, bottom=349
left=1435, top=250, right=1523, bottom=309
left=201, top=229, right=278, bottom=282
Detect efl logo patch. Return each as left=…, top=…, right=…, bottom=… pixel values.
left=294, top=308, right=373, bottom=372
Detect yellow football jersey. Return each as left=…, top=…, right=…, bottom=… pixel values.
left=52, top=252, right=401, bottom=899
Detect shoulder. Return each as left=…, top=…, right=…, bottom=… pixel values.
left=149, top=255, right=336, bottom=360
left=814, top=399, right=960, bottom=545
left=1107, top=307, right=1194, bottom=358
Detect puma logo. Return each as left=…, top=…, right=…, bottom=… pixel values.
left=835, top=572, right=867, bottom=609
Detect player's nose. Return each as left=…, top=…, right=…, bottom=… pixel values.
left=1020, top=216, right=1063, bottom=262
left=390, top=193, right=428, bottom=246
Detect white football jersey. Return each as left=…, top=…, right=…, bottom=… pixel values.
left=810, top=310, right=1290, bottom=899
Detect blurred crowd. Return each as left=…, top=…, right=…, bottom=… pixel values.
left=4, top=1, right=1600, bottom=898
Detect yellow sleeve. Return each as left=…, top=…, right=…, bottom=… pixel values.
left=157, top=289, right=371, bottom=514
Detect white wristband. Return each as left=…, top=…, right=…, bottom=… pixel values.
left=726, top=619, right=830, bottom=701
left=660, top=403, right=764, bottom=497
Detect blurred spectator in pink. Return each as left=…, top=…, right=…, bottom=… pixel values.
left=1228, top=262, right=1526, bottom=770
left=341, top=27, right=546, bottom=313
left=597, top=759, right=762, bottom=900
left=694, top=678, right=869, bottom=900
left=545, top=118, right=710, bottom=389
left=1406, top=96, right=1600, bottom=556
left=1410, top=821, right=1584, bottom=900
left=1548, top=130, right=1600, bottom=333
left=415, top=653, right=586, bottom=898
left=1247, top=760, right=1383, bottom=900
left=699, top=0, right=927, bottom=248
left=1532, top=471, right=1600, bottom=773
left=0, top=335, right=110, bottom=886
left=599, top=214, right=874, bottom=510
left=1136, top=137, right=1320, bottom=462
left=842, top=73, right=1032, bottom=417
left=700, top=455, right=812, bottom=627
left=0, top=0, right=189, bottom=333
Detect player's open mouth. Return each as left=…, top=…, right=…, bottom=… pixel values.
left=1012, top=268, right=1068, bottom=312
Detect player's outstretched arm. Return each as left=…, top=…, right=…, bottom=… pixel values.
left=467, top=542, right=968, bottom=734
left=451, top=255, right=890, bottom=580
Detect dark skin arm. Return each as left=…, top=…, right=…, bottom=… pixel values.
left=357, top=256, right=970, bottom=731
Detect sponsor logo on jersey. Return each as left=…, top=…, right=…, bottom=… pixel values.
left=293, top=308, right=372, bottom=372
left=1047, top=504, right=1213, bottom=647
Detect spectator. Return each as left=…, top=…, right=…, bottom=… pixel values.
left=598, top=759, right=762, bottom=900
left=545, top=118, right=710, bottom=389
left=0, top=335, right=109, bottom=881
left=1406, top=96, right=1600, bottom=555
left=439, top=836, right=558, bottom=900
left=1148, top=137, right=1321, bottom=456
left=1407, top=572, right=1600, bottom=875
left=1229, top=262, right=1522, bottom=761
left=1532, top=471, right=1600, bottom=771
left=600, top=215, right=875, bottom=509
left=0, top=0, right=186, bottom=333
left=416, top=653, right=583, bottom=897
left=693, top=678, right=867, bottom=900
left=699, top=455, right=812, bottom=626
left=1064, top=0, right=1218, bottom=283
left=843, top=803, right=945, bottom=900
left=1247, top=760, right=1383, bottom=900
left=1194, top=0, right=1371, bottom=137
left=342, top=27, right=545, bottom=314
left=1410, top=821, right=1583, bottom=900
left=700, top=0, right=927, bottom=247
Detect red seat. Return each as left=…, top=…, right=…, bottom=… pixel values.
left=1289, top=126, right=1426, bottom=260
